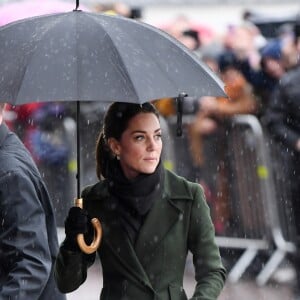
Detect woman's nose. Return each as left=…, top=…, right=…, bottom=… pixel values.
left=147, top=137, right=157, bottom=151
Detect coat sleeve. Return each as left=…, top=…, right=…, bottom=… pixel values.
left=0, top=171, right=51, bottom=299
left=54, top=246, right=95, bottom=293
left=188, top=183, right=226, bottom=300
left=54, top=187, right=96, bottom=294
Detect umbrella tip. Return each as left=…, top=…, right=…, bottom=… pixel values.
left=176, top=92, right=188, bottom=137
left=74, top=0, right=80, bottom=11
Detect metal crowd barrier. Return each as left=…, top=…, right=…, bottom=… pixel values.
left=221, top=115, right=296, bottom=285
left=254, top=123, right=297, bottom=286
left=165, top=114, right=296, bottom=286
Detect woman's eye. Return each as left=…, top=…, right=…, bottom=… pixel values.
left=155, top=134, right=162, bottom=140
left=134, top=135, right=144, bottom=141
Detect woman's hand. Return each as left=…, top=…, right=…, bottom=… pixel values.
left=63, top=207, right=93, bottom=252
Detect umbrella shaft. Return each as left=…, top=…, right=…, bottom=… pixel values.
left=77, top=101, right=80, bottom=198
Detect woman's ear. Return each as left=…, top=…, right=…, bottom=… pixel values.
left=107, top=137, right=121, bottom=156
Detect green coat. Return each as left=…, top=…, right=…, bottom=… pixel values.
left=55, top=169, right=226, bottom=300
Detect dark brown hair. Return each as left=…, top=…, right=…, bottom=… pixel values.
left=96, top=102, right=160, bottom=179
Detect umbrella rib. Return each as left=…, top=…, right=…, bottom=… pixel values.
left=123, top=26, right=180, bottom=93
left=128, top=20, right=225, bottom=97
left=15, top=14, right=68, bottom=103
left=96, top=15, right=221, bottom=100
left=88, top=14, right=142, bottom=102
left=91, top=14, right=180, bottom=100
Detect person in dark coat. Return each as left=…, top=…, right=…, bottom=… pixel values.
left=263, top=23, right=300, bottom=299
left=55, top=102, right=226, bottom=300
left=0, top=103, right=66, bottom=300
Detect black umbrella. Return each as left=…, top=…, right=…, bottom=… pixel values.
left=0, top=8, right=226, bottom=195
left=0, top=10, right=225, bottom=104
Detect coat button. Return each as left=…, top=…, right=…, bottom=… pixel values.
left=122, top=280, right=128, bottom=291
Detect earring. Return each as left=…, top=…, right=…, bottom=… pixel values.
left=115, top=153, right=120, bottom=160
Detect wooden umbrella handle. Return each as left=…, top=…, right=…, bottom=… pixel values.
left=74, top=198, right=102, bottom=254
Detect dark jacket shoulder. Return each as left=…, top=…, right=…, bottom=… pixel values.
left=280, top=65, right=300, bottom=86
left=163, top=168, right=201, bottom=202
left=81, top=180, right=108, bottom=199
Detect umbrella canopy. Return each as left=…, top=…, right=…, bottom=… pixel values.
left=0, top=10, right=226, bottom=105
left=0, top=9, right=227, bottom=197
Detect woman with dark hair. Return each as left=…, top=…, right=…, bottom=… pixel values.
left=55, top=102, right=226, bottom=300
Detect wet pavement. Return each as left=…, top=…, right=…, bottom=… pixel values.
left=64, top=256, right=296, bottom=300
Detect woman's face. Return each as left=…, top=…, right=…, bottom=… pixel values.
left=109, top=112, right=162, bottom=180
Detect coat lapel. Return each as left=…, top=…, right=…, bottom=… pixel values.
left=134, top=170, right=192, bottom=262
left=102, top=209, right=153, bottom=288
left=87, top=184, right=153, bottom=289
left=0, top=123, right=9, bottom=147
left=134, top=192, right=181, bottom=259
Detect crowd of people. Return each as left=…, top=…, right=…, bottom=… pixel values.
left=1, top=2, right=300, bottom=299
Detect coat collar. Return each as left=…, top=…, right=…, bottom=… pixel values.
left=0, top=123, right=9, bottom=148
left=135, top=169, right=193, bottom=256
left=88, top=169, right=193, bottom=289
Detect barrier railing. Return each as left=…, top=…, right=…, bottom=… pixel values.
left=166, top=114, right=296, bottom=285
left=212, top=114, right=272, bottom=283
left=226, top=115, right=296, bottom=285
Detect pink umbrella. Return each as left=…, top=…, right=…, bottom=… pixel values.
left=0, top=0, right=89, bottom=26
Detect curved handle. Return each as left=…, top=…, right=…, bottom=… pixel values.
left=75, top=198, right=102, bottom=254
